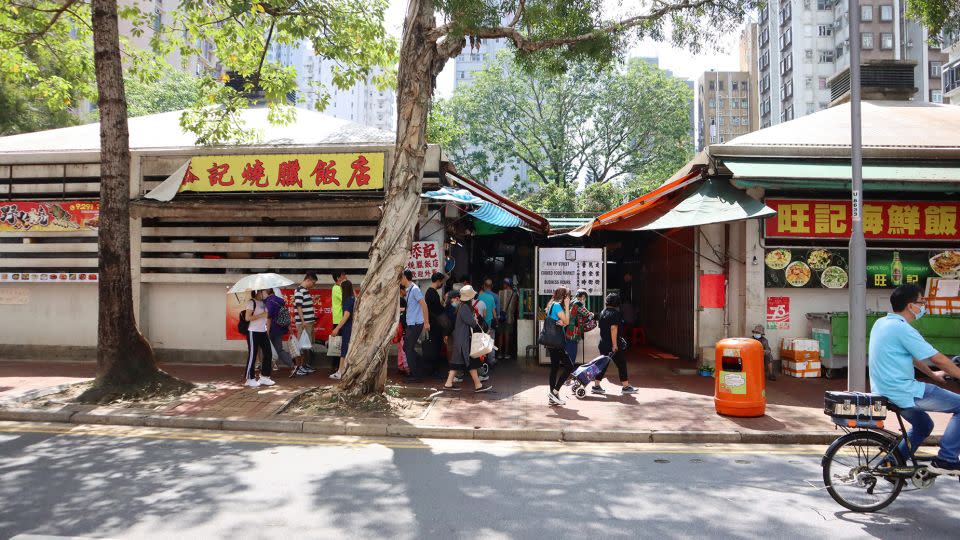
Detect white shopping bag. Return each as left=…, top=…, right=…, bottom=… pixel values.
left=327, top=335, right=342, bottom=357
left=469, top=330, right=494, bottom=358
left=298, top=331, right=312, bottom=351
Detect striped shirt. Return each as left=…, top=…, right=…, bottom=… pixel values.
left=293, top=285, right=315, bottom=323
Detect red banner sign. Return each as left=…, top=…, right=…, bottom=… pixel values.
left=765, top=199, right=960, bottom=240
left=766, top=296, right=790, bottom=330
left=0, top=201, right=99, bottom=232
left=226, top=288, right=333, bottom=341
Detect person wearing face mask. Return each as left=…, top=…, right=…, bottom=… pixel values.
left=869, top=284, right=960, bottom=476
left=751, top=324, right=775, bottom=381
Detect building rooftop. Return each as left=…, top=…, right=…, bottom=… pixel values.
left=0, top=108, right=396, bottom=155
left=712, top=101, right=960, bottom=159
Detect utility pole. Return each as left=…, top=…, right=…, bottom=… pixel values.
left=848, top=0, right=866, bottom=392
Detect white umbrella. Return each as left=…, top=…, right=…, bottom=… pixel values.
left=227, top=273, right=294, bottom=294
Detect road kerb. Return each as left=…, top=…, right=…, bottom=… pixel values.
left=651, top=430, right=742, bottom=444
left=472, top=427, right=563, bottom=442
left=144, top=415, right=224, bottom=431
left=0, top=408, right=76, bottom=423
left=387, top=424, right=477, bottom=439
left=71, top=411, right=148, bottom=427
left=563, top=429, right=654, bottom=443
left=220, top=418, right=304, bottom=433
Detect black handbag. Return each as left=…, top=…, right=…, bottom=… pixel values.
left=538, top=304, right=565, bottom=348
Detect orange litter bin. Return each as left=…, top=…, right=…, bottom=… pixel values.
left=714, top=338, right=766, bottom=417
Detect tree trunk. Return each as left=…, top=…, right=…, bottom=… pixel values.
left=81, top=0, right=191, bottom=402
left=339, top=0, right=462, bottom=397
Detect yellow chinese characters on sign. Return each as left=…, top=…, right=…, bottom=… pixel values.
left=178, top=153, right=385, bottom=193
left=777, top=203, right=810, bottom=234
left=813, top=203, right=847, bottom=235
left=924, top=205, right=958, bottom=236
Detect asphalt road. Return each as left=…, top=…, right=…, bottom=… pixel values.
left=1, top=422, right=959, bottom=540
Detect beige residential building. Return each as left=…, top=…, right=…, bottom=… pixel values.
left=696, top=71, right=753, bottom=151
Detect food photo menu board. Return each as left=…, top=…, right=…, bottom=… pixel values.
left=764, top=248, right=960, bottom=289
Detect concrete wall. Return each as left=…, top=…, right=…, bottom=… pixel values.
left=142, top=283, right=244, bottom=354
left=762, top=287, right=890, bottom=360
left=0, top=284, right=98, bottom=348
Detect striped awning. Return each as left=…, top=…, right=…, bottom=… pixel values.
left=422, top=186, right=524, bottom=228
left=421, top=187, right=484, bottom=204
left=468, top=202, right=523, bottom=228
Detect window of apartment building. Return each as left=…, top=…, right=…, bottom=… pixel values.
left=709, top=98, right=716, bottom=108
left=732, top=117, right=740, bottom=126
left=780, top=4, right=792, bottom=25
left=780, top=54, right=793, bottom=75
left=930, top=61, right=943, bottom=76
left=785, top=105, right=795, bottom=120
left=759, top=27, right=769, bottom=47
left=711, top=135, right=717, bottom=143
left=709, top=80, right=715, bottom=90
left=784, top=80, right=794, bottom=99
left=819, top=24, right=833, bottom=37
left=457, top=71, right=465, bottom=79
left=880, top=5, right=894, bottom=22
left=718, top=80, right=725, bottom=91
left=780, top=28, right=793, bottom=50
left=718, top=97, right=725, bottom=108
left=805, top=76, right=813, bottom=89
left=861, top=5, right=873, bottom=21
left=759, top=6, right=769, bottom=23
left=719, top=116, right=725, bottom=126
left=819, top=76, right=829, bottom=89
left=817, top=0, right=832, bottom=10
left=881, top=32, right=894, bottom=49
left=732, top=81, right=738, bottom=91
left=806, top=103, right=815, bottom=114
left=760, top=50, right=770, bottom=70
left=742, top=98, right=749, bottom=108
left=730, top=99, right=738, bottom=109
left=932, top=90, right=943, bottom=103
left=761, top=74, right=770, bottom=92
left=819, top=101, right=830, bottom=109
left=819, top=49, right=834, bottom=63
left=805, top=49, right=814, bottom=62
left=862, top=32, right=874, bottom=49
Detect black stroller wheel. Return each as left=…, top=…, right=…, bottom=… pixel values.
left=576, top=387, right=586, bottom=398
left=479, top=363, right=490, bottom=377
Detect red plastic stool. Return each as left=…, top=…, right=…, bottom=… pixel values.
left=630, top=326, right=646, bottom=347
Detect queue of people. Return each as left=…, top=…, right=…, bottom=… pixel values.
left=241, top=270, right=643, bottom=407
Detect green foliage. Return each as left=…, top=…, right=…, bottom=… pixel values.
left=906, top=0, right=957, bottom=38
left=0, top=1, right=96, bottom=133
left=124, top=67, right=204, bottom=118
left=434, top=53, right=693, bottom=213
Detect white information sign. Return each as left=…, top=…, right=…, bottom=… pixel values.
left=406, top=241, right=442, bottom=281
left=537, top=247, right=605, bottom=296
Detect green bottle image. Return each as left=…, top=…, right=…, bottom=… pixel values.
left=891, top=251, right=903, bottom=286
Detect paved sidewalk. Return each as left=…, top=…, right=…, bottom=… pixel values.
left=0, top=349, right=949, bottom=444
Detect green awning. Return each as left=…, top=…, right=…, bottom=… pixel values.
left=630, top=178, right=776, bottom=231
left=724, top=160, right=960, bottom=184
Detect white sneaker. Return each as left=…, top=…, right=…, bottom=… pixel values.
left=244, top=379, right=260, bottom=388
left=330, top=372, right=342, bottom=380
left=258, top=376, right=276, bottom=386
left=548, top=392, right=565, bottom=406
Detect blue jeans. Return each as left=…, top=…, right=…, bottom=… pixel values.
left=897, top=383, right=960, bottom=463
left=565, top=339, right=579, bottom=364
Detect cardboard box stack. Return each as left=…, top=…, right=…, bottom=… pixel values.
left=780, top=338, right=821, bottom=378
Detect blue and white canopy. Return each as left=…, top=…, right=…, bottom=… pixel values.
left=422, top=187, right=523, bottom=228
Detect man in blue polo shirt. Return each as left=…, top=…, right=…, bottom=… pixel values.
left=869, top=284, right=960, bottom=475
left=400, top=269, right=430, bottom=382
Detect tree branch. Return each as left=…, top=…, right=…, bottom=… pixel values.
left=14, top=0, right=81, bottom=48
left=461, top=0, right=715, bottom=52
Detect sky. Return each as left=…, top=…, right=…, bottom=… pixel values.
left=383, top=0, right=744, bottom=98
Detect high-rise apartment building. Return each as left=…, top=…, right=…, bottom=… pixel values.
left=739, top=23, right=761, bottom=131
left=942, top=30, right=960, bottom=104
left=755, top=1, right=942, bottom=128
left=696, top=71, right=753, bottom=150
left=268, top=41, right=396, bottom=132
left=453, top=38, right=528, bottom=193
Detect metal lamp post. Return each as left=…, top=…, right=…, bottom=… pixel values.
left=848, top=0, right=866, bottom=392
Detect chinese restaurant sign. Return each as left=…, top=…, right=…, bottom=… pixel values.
left=179, top=153, right=385, bottom=193
left=0, top=201, right=99, bottom=232
left=764, top=247, right=960, bottom=289
left=407, top=241, right=442, bottom=280
left=765, top=199, right=960, bottom=240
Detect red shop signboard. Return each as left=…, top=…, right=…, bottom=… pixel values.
left=765, top=199, right=960, bottom=241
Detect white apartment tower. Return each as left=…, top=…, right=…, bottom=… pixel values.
left=756, top=1, right=943, bottom=128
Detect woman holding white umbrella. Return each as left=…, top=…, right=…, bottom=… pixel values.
left=230, top=273, right=293, bottom=388
left=243, top=290, right=275, bottom=388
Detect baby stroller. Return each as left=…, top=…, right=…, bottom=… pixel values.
left=570, top=355, right=611, bottom=398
